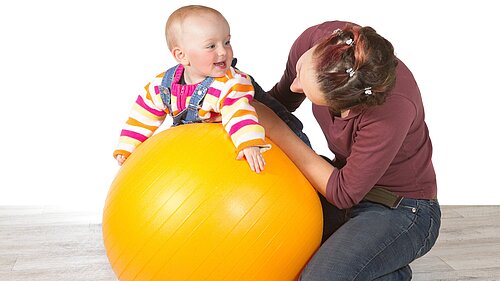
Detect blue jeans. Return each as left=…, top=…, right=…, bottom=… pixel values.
left=300, top=197, right=441, bottom=281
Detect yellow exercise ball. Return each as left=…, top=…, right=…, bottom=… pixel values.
left=102, top=123, right=322, bottom=281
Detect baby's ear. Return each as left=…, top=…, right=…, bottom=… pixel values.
left=172, top=47, right=189, bottom=66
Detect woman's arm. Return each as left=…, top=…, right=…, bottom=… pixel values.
left=253, top=101, right=334, bottom=197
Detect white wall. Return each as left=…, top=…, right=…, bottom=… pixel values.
left=0, top=0, right=498, bottom=211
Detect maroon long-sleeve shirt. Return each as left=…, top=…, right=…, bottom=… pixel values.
left=269, top=21, right=437, bottom=209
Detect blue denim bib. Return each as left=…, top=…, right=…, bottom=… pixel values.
left=159, top=64, right=214, bottom=126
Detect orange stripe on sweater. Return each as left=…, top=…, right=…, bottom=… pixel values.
left=219, top=83, right=254, bottom=108
left=126, top=117, right=157, bottom=131
left=216, top=75, right=229, bottom=83
left=145, top=85, right=152, bottom=100
left=113, top=149, right=131, bottom=159
left=231, top=109, right=257, bottom=119
left=235, top=139, right=269, bottom=152
left=232, top=83, right=253, bottom=93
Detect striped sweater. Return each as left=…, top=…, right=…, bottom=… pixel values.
left=113, top=65, right=271, bottom=159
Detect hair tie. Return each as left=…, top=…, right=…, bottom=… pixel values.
left=364, top=87, right=373, bottom=95
left=346, top=68, right=355, bottom=77
left=345, top=38, right=354, bottom=46
left=333, top=28, right=343, bottom=35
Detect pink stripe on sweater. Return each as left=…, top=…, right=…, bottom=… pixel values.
left=207, top=87, right=221, bottom=98
left=120, top=130, right=148, bottom=142
left=136, top=96, right=164, bottom=116
left=223, top=94, right=253, bottom=106
left=229, top=119, right=259, bottom=135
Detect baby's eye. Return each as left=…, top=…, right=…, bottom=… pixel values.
left=224, top=40, right=231, bottom=46
left=207, top=44, right=216, bottom=49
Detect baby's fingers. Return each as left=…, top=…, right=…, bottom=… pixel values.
left=116, top=155, right=126, bottom=166
left=250, top=154, right=265, bottom=174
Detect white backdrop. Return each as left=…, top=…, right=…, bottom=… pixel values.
left=0, top=0, right=498, bottom=211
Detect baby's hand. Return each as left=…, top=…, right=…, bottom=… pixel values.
left=237, top=147, right=265, bottom=173
left=116, top=154, right=127, bottom=166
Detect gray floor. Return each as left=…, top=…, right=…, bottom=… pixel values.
left=1, top=205, right=499, bottom=281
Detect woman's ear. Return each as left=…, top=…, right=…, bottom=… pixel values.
left=172, top=47, right=189, bottom=66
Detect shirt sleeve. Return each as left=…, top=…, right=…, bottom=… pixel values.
left=113, top=73, right=169, bottom=159
left=213, top=69, right=272, bottom=153
left=326, top=96, right=417, bottom=209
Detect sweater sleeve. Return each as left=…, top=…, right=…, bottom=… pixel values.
left=212, top=68, right=271, bottom=153
left=326, top=96, right=417, bottom=209
left=113, top=73, right=169, bottom=159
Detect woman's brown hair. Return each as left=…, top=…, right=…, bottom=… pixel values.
left=313, top=24, right=398, bottom=112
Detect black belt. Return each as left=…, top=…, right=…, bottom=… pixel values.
left=364, top=187, right=403, bottom=209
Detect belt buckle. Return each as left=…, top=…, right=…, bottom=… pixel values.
left=390, top=196, right=404, bottom=209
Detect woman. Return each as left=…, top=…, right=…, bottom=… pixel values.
left=253, top=21, right=441, bottom=280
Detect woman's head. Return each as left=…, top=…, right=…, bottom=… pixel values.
left=292, top=24, right=398, bottom=112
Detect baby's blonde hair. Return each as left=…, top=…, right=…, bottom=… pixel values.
left=165, top=5, right=228, bottom=51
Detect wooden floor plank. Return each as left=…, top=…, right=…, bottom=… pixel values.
left=0, top=205, right=498, bottom=280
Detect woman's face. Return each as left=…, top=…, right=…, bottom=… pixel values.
left=290, top=46, right=329, bottom=106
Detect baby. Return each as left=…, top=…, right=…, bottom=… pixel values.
left=113, top=5, right=271, bottom=173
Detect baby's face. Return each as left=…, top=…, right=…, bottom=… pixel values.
left=179, top=13, right=233, bottom=83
